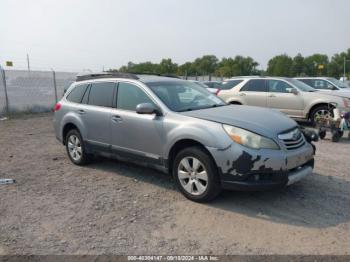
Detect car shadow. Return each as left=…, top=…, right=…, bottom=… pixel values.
left=208, top=172, right=350, bottom=228
left=87, top=158, right=350, bottom=229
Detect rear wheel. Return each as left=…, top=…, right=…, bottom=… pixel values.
left=173, top=146, right=221, bottom=202
left=65, top=129, right=91, bottom=165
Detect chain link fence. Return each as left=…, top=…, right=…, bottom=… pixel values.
left=0, top=69, right=76, bottom=116
left=0, top=71, right=224, bottom=116
left=181, top=75, right=224, bottom=81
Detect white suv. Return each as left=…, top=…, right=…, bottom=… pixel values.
left=217, top=77, right=350, bottom=123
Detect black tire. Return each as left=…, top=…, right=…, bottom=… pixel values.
left=331, top=131, right=341, bottom=142
left=65, top=129, right=91, bottom=165
left=310, top=105, right=333, bottom=126
left=172, top=146, right=221, bottom=202
left=318, top=130, right=326, bottom=140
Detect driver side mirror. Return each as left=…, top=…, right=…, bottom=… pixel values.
left=291, top=88, right=299, bottom=95
left=136, top=103, right=162, bottom=116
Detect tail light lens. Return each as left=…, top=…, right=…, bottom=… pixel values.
left=215, top=89, right=221, bottom=96
left=53, top=103, right=61, bottom=112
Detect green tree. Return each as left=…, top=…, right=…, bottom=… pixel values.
left=303, top=54, right=329, bottom=76
left=158, top=58, right=178, bottom=74
left=328, top=49, right=350, bottom=78
left=194, top=55, right=218, bottom=76
left=177, top=62, right=199, bottom=76
left=215, top=56, right=259, bottom=77
left=267, top=54, right=293, bottom=76
left=291, top=53, right=305, bottom=76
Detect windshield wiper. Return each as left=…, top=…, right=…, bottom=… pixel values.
left=179, top=104, right=226, bottom=112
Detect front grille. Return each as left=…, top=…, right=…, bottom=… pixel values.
left=278, top=128, right=305, bottom=150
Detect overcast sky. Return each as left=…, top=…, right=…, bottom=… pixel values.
left=0, top=0, right=349, bottom=72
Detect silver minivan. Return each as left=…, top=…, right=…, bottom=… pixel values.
left=54, top=73, right=315, bottom=202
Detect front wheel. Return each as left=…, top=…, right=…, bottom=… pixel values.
left=173, top=147, right=221, bottom=202
left=310, top=106, right=333, bottom=126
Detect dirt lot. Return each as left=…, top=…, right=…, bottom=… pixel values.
left=0, top=114, right=350, bottom=255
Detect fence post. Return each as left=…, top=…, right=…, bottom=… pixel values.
left=0, top=67, right=9, bottom=116
left=52, top=70, right=58, bottom=103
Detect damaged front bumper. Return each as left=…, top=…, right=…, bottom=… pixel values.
left=207, top=142, right=314, bottom=191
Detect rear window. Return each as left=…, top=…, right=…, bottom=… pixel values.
left=220, top=80, right=243, bottom=90
left=66, top=84, right=89, bottom=103
left=88, top=82, right=115, bottom=107
left=240, top=79, right=266, bottom=92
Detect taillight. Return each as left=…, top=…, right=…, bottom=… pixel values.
left=216, top=89, right=221, bottom=96
left=53, top=103, right=62, bottom=112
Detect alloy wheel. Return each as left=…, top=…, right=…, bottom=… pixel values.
left=67, top=135, right=82, bottom=161
left=177, top=157, right=208, bottom=196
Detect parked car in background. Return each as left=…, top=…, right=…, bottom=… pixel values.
left=188, top=80, right=218, bottom=95
left=203, top=81, right=222, bottom=89
left=54, top=73, right=315, bottom=202
left=217, top=77, right=350, bottom=123
left=296, top=77, right=350, bottom=97
left=203, top=81, right=223, bottom=95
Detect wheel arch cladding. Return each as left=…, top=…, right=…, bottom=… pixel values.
left=167, top=139, right=217, bottom=174
left=62, top=123, right=79, bottom=145
left=308, top=103, right=335, bottom=119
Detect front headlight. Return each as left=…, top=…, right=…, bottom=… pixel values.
left=222, top=124, right=280, bottom=150
left=343, top=98, right=350, bottom=108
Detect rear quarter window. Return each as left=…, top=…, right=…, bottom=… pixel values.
left=240, top=79, right=266, bottom=92
left=220, top=80, right=243, bottom=90
left=66, top=84, right=89, bottom=103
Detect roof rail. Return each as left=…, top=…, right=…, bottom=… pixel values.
left=132, top=72, right=181, bottom=79
left=76, top=72, right=139, bottom=81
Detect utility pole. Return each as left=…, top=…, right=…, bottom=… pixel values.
left=0, top=65, right=9, bottom=116
left=344, top=57, right=350, bottom=82
left=26, top=54, right=30, bottom=71
left=344, top=57, right=346, bottom=82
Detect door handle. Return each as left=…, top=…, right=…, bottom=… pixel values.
left=239, top=93, right=246, bottom=96
left=111, top=115, right=123, bottom=123
left=77, top=109, right=86, bottom=115
left=268, top=94, right=276, bottom=98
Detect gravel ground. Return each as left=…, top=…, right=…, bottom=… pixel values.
left=0, top=113, right=349, bottom=255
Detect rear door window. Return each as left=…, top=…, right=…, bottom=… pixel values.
left=88, top=82, right=116, bottom=107
left=66, top=84, right=89, bottom=103
left=240, top=79, right=266, bottom=92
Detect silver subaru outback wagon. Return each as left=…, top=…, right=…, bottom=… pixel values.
left=53, top=73, right=315, bottom=202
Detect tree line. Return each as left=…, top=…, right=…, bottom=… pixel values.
left=110, top=48, right=350, bottom=79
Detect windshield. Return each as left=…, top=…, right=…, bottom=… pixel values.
left=285, top=78, right=316, bottom=92
left=147, top=81, right=226, bottom=112
left=327, top=78, right=349, bottom=88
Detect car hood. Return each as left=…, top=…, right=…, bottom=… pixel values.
left=180, top=105, right=297, bottom=138
left=316, top=89, right=350, bottom=99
